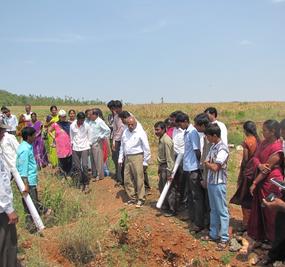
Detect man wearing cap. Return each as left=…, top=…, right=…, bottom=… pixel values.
left=0, top=152, right=18, bottom=267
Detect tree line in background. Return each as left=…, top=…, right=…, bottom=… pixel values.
left=0, top=89, right=105, bottom=106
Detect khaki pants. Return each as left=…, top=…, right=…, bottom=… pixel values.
left=124, top=153, right=145, bottom=201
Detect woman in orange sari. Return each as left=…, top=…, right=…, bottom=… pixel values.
left=230, top=121, right=259, bottom=230
left=247, top=120, right=284, bottom=242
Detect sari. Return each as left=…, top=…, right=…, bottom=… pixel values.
left=46, top=115, right=59, bottom=167
left=247, top=139, right=284, bottom=242
left=28, top=120, right=49, bottom=168
left=230, top=136, right=258, bottom=226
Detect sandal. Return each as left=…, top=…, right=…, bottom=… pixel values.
left=201, top=235, right=219, bottom=242
left=216, top=241, right=229, bottom=251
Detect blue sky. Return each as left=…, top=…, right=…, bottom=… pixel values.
left=1, top=0, right=285, bottom=103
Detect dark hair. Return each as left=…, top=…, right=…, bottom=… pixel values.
left=31, top=112, right=37, bottom=117
left=22, top=127, right=36, bottom=141
left=107, top=100, right=115, bottom=109
left=170, top=110, right=184, bottom=118
left=194, top=113, right=210, bottom=127
left=114, top=100, right=122, bottom=109
left=92, top=108, right=104, bottom=120
left=175, top=113, right=189, bottom=123
left=118, top=111, right=131, bottom=119
left=85, top=109, right=91, bottom=115
left=154, top=121, right=166, bottom=130
left=77, top=112, right=86, bottom=120
left=68, top=109, right=76, bottom=115
left=25, top=104, right=31, bottom=107
left=2, top=107, right=9, bottom=113
left=280, top=119, right=285, bottom=130
left=205, top=123, right=221, bottom=138
left=204, top=107, right=218, bottom=118
left=164, top=118, right=172, bottom=127
left=243, top=121, right=259, bottom=140
left=263, top=120, right=280, bottom=139
left=1, top=106, right=7, bottom=112
left=50, top=105, right=58, bottom=112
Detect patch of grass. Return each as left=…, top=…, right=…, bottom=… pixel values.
left=59, top=216, right=101, bottom=266
left=24, top=242, right=57, bottom=267
left=112, top=208, right=130, bottom=244
left=220, top=252, right=234, bottom=265
left=41, top=179, right=81, bottom=226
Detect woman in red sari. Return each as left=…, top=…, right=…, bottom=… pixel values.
left=248, top=120, right=284, bottom=242
left=230, top=121, right=259, bottom=231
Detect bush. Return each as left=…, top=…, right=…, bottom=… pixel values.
left=59, top=218, right=98, bottom=265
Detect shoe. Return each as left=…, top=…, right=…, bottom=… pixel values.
left=190, top=225, right=204, bottom=234
left=85, top=185, right=91, bottom=194
left=216, top=240, right=229, bottom=251
left=124, top=200, right=136, bottom=206
left=164, top=211, right=176, bottom=217
left=135, top=200, right=144, bottom=208
left=201, top=235, right=219, bottom=242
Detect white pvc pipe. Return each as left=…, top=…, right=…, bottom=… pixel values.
left=11, top=168, right=45, bottom=231
left=156, top=153, right=184, bottom=209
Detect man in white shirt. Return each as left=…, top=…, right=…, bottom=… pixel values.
left=0, top=152, right=18, bottom=267
left=3, top=108, right=18, bottom=136
left=204, top=107, right=228, bottom=146
left=0, top=124, right=19, bottom=169
left=119, top=117, right=151, bottom=207
left=70, top=112, right=91, bottom=193
left=89, top=110, right=111, bottom=180
left=170, top=111, right=186, bottom=209
left=118, top=110, right=151, bottom=192
left=23, top=104, right=33, bottom=122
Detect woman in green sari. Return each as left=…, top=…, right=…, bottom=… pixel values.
left=44, top=105, right=59, bottom=167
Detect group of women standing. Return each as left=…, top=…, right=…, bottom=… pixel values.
left=17, top=106, right=77, bottom=177
left=231, top=119, right=285, bottom=263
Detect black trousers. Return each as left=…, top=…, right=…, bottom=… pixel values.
left=72, top=150, right=89, bottom=186
left=59, top=156, right=72, bottom=175
left=269, top=208, right=285, bottom=261
left=158, top=164, right=178, bottom=212
left=0, top=213, right=17, bottom=267
left=22, top=186, right=48, bottom=231
left=111, top=141, right=124, bottom=183
left=185, top=170, right=205, bottom=228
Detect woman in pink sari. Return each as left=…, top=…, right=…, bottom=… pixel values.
left=28, top=112, right=49, bottom=168
left=248, top=120, right=284, bottom=242
left=49, top=110, right=72, bottom=177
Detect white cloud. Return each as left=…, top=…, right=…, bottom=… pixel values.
left=142, top=20, right=167, bottom=33
left=1, top=34, right=85, bottom=44
left=239, top=39, right=254, bottom=46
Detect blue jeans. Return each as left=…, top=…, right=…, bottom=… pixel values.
left=207, top=183, right=229, bottom=242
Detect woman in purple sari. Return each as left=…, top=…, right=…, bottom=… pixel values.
left=28, top=112, right=49, bottom=168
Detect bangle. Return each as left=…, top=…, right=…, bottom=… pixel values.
left=253, top=180, right=257, bottom=185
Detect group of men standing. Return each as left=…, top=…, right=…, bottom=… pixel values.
left=154, top=107, right=230, bottom=250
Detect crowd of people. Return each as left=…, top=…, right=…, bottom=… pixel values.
left=0, top=102, right=285, bottom=266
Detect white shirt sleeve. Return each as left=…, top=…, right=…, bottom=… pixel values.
left=140, top=130, right=151, bottom=166
left=215, top=149, right=228, bottom=165
left=0, top=159, right=14, bottom=214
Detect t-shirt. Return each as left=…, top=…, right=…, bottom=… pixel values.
left=183, top=124, right=200, bottom=172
